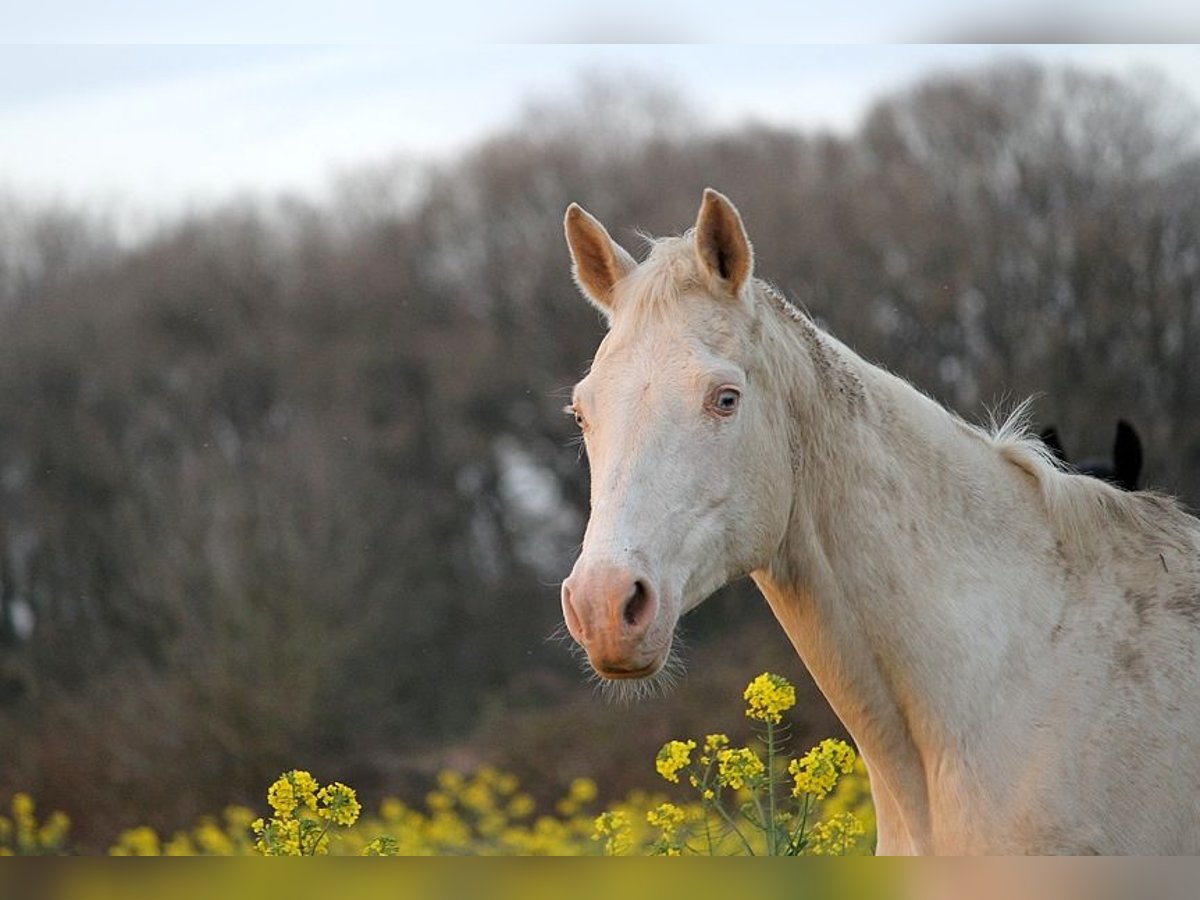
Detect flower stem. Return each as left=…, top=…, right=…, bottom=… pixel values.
left=766, top=720, right=777, bottom=855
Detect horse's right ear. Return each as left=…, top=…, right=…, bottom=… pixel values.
left=1040, top=427, right=1067, bottom=464
left=564, top=203, right=636, bottom=319
left=695, top=188, right=753, bottom=297
left=1112, top=420, right=1143, bottom=491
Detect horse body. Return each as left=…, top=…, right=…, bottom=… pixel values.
left=560, top=190, right=1200, bottom=854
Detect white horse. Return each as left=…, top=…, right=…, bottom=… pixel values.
left=559, top=189, right=1200, bottom=855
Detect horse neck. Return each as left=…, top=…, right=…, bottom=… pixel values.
left=751, top=313, right=1057, bottom=849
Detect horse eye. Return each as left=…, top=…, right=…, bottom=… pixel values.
left=712, top=388, right=741, bottom=415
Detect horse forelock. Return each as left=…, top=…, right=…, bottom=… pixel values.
left=610, top=232, right=701, bottom=322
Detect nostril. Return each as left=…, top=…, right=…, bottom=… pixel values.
left=622, top=579, right=652, bottom=629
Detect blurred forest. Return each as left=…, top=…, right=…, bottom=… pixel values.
left=1, top=60, right=1198, bottom=848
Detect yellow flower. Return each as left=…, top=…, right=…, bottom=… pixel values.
left=109, top=826, right=161, bottom=857
left=701, top=733, right=730, bottom=763
left=164, top=833, right=197, bottom=856
left=37, top=811, right=70, bottom=851
left=361, top=836, right=400, bottom=856
left=460, top=780, right=494, bottom=814
left=426, top=791, right=454, bottom=812
left=379, top=798, right=407, bottom=822
left=193, top=818, right=235, bottom=855
left=494, top=772, right=519, bottom=796
left=11, top=794, right=34, bottom=821
left=568, top=777, right=598, bottom=805
left=789, top=738, right=857, bottom=800
left=317, top=782, right=361, bottom=827
left=715, top=747, right=765, bottom=790
left=655, top=739, right=696, bottom=783
left=253, top=814, right=303, bottom=856
left=223, top=805, right=256, bottom=831
left=646, top=802, right=686, bottom=841
left=806, top=812, right=866, bottom=855
left=506, top=793, right=535, bottom=820
left=591, top=810, right=632, bottom=856
left=743, top=672, right=797, bottom=724
left=267, top=777, right=297, bottom=817
left=291, top=771, right=319, bottom=810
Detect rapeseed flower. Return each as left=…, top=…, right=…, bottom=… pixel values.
left=163, top=833, right=196, bottom=856
left=493, top=772, right=519, bottom=796
left=267, top=777, right=297, bottom=817
left=11, top=793, right=33, bottom=822
left=789, top=738, right=857, bottom=799
left=460, top=779, right=494, bottom=814
left=743, top=673, right=796, bottom=724
left=646, top=803, right=686, bottom=841
left=806, top=812, right=866, bottom=855
left=109, top=826, right=161, bottom=856
left=317, top=782, right=361, bottom=827
left=700, top=733, right=730, bottom=765
left=592, top=810, right=633, bottom=856
left=506, top=793, right=536, bottom=820
left=437, top=770, right=465, bottom=794
left=715, top=746, right=765, bottom=790
left=292, top=771, right=319, bottom=810
left=361, top=836, right=400, bottom=856
left=193, top=817, right=235, bottom=855
left=568, top=777, right=598, bottom=805
left=655, top=739, right=696, bottom=783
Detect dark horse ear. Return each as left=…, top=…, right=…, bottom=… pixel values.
left=694, top=188, right=754, bottom=298
left=564, top=203, right=637, bottom=320
left=1040, top=427, right=1067, bottom=464
left=1112, top=420, right=1143, bottom=491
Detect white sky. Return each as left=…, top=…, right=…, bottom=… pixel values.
left=2, top=43, right=1199, bottom=225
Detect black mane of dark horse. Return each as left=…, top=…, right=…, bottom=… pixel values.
left=1039, top=420, right=1143, bottom=492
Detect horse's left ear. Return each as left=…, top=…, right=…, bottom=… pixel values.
left=1112, top=420, right=1143, bottom=491
left=564, top=203, right=637, bottom=319
left=695, top=188, right=753, bottom=297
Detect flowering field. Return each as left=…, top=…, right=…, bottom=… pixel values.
left=1, top=674, right=874, bottom=856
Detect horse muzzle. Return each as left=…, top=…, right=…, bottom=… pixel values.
left=561, top=560, right=665, bottom=678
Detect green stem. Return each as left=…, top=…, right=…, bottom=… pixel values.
left=307, top=818, right=331, bottom=857
left=766, top=720, right=777, bottom=855
left=702, top=795, right=715, bottom=856
left=710, top=792, right=756, bottom=856
left=788, top=793, right=812, bottom=856
left=698, top=759, right=718, bottom=855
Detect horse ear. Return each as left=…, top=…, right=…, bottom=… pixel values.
left=564, top=203, right=636, bottom=317
left=1040, top=426, right=1067, bottom=463
left=695, top=188, right=753, bottom=296
left=1112, top=420, right=1143, bottom=491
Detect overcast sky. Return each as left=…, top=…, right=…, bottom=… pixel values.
left=2, top=43, right=1199, bottom=226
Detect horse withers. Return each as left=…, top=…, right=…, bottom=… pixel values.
left=559, top=189, right=1200, bottom=854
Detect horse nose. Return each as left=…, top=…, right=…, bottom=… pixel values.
left=561, top=562, right=658, bottom=672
